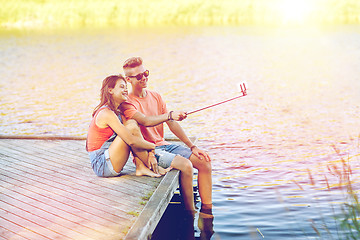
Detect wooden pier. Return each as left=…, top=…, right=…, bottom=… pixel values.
left=0, top=136, right=184, bottom=240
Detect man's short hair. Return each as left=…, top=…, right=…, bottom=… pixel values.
left=123, top=57, right=143, bottom=69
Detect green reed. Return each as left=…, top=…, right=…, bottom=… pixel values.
left=1, top=0, right=360, bottom=30
left=302, top=143, right=360, bottom=239
left=278, top=137, right=360, bottom=240
left=329, top=158, right=360, bottom=239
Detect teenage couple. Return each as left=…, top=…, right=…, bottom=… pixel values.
left=86, top=57, right=212, bottom=215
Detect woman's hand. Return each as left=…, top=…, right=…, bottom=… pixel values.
left=148, top=151, right=159, bottom=174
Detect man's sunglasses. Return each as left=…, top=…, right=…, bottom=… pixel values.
left=127, top=70, right=149, bottom=81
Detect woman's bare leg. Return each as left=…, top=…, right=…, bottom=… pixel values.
left=123, top=119, right=170, bottom=175
left=108, top=135, right=162, bottom=177
left=108, top=136, right=131, bottom=173
left=134, top=157, right=161, bottom=177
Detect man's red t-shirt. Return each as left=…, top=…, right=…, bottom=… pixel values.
left=120, top=90, right=168, bottom=146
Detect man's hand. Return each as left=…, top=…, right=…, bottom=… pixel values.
left=171, top=111, right=188, bottom=121
left=148, top=151, right=159, bottom=174
left=191, top=146, right=211, bottom=162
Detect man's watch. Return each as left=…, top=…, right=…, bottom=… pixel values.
left=190, top=145, right=197, bottom=151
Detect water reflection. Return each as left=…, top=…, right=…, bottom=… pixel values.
left=1, top=26, right=360, bottom=239
left=152, top=201, right=215, bottom=240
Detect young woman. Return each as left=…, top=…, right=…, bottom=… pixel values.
left=86, top=74, right=166, bottom=178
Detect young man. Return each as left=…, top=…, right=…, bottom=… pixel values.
left=120, top=57, right=213, bottom=215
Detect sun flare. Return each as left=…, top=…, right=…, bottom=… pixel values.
left=277, top=0, right=313, bottom=25
left=1, top=0, right=360, bottom=29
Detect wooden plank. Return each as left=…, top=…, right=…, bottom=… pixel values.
left=0, top=174, right=130, bottom=231
left=0, top=206, right=71, bottom=240
left=0, top=139, right=160, bottom=192
left=0, top=197, right=100, bottom=240
left=125, top=169, right=180, bottom=240
left=0, top=135, right=86, bottom=140
left=0, top=216, right=50, bottom=240
left=0, top=141, right=157, bottom=198
left=0, top=175, right=129, bottom=224
left=0, top=154, right=149, bottom=204
left=0, top=162, right=139, bottom=211
left=0, top=156, right=151, bottom=213
left=0, top=137, right=194, bottom=239
left=0, top=162, right=141, bottom=223
left=0, top=139, right=89, bottom=168
left=0, top=139, right=151, bottom=239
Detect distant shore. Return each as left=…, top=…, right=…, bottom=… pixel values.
left=1, top=0, right=360, bottom=30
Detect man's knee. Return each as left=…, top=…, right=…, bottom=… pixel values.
left=183, top=158, right=194, bottom=173
left=173, top=156, right=193, bottom=173
left=201, top=160, right=212, bottom=173
left=192, top=155, right=212, bottom=173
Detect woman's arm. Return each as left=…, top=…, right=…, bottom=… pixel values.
left=96, top=109, right=155, bottom=150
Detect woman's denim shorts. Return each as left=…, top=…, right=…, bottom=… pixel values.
left=88, top=138, right=120, bottom=177
left=88, top=140, right=192, bottom=176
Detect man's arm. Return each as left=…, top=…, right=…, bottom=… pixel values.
left=132, top=111, right=187, bottom=127
left=166, top=120, right=194, bottom=147
left=132, top=111, right=168, bottom=127
left=166, top=120, right=211, bottom=162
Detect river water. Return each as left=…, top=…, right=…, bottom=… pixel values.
left=1, top=26, right=360, bottom=239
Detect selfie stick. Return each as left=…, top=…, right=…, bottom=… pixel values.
left=186, top=82, right=247, bottom=115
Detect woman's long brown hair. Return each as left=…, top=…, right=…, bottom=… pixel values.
left=92, top=74, right=125, bottom=117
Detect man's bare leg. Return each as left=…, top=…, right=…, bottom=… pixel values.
left=189, top=154, right=212, bottom=205
left=171, top=155, right=195, bottom=212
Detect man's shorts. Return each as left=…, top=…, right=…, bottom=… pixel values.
left=155, top=144, right=192, bottom=168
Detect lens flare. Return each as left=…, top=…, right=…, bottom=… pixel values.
left=277, top=0, right=313, bottom=25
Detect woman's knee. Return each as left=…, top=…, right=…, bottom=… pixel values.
left=109, top=136, right=130, bottom=158
left=108, top=137, right=131, bottom=172
left=124, top=119, right=141, bottom=136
